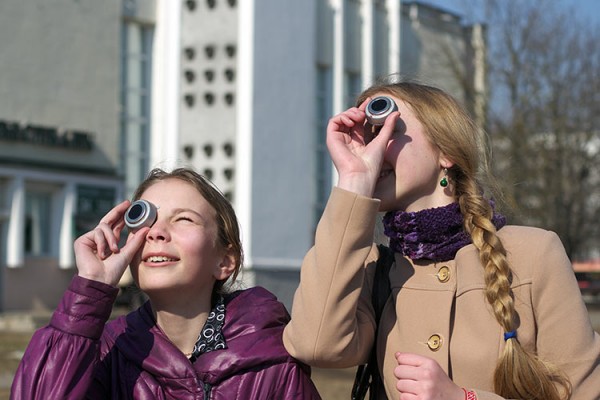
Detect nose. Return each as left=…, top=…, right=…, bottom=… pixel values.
left=146, top=218, right=170, bottom=242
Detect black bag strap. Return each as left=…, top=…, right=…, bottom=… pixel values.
left=351, top=244, right=394, bottom=400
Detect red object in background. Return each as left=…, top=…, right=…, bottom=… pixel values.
left=573, top=260, right=600, bottom=298
left=573, top=260, right=600, bottom=272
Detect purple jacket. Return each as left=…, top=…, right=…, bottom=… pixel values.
left=11, top=276, right=321, bottom=399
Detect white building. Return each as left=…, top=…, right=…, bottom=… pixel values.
left=0, top=0, right=485, bottom=312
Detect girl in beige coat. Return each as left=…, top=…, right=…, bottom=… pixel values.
left=283, top=78, right=600, bottom=399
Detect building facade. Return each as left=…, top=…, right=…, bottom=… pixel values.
left=0, top=0, right=485, bottom=312
left=0, top=0, right=124, bottom=311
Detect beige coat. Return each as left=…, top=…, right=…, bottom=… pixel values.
left=283, top=188, right=600, bottom=400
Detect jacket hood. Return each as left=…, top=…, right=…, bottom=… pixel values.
left=104, top=286, right=294, bottom=386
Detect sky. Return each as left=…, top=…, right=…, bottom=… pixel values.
left=421, top=0, right=600, bottom=26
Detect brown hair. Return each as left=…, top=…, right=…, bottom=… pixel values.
left=358, top=76, right=571, bottom=399
left=133, top=167, right=244, bottom=298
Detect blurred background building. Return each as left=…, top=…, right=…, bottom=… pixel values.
left=0, top=1, right=124, bottom=311
left=0, top=0, right=486, bottom=312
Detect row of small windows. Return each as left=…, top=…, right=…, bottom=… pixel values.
left=184, top=68, right=235, bottom=83
left=183, top=45, right=236, bottom=61
left=184, top=92, right=234, bottom=107
left=202, top=167, right=235, bottom=182
left=185, top=0, right=237, bottom=12
left=183, top=142, right=235, bottom=159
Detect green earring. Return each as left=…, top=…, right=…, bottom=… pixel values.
left=440, top=169, right=448, bottom=187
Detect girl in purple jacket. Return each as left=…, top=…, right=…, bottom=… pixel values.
left=11, top=167, right=321, bottom=399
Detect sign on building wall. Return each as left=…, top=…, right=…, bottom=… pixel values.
left=0, top=120, right=94, bottom=151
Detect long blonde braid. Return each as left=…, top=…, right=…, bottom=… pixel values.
left=457, top=177, right=571, bottom=400
left=359, top=76, right=571, bottom=399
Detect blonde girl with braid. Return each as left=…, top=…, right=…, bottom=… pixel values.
left=283, top=76, right=600, bottom=399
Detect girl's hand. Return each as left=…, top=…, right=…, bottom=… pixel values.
left=394, top=352, right=464, bottom=400
left=74, top=200, right=149, bottom=286
left=326, top=98, right=399, bottom=196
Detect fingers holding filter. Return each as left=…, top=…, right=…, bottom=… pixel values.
left=365, top=96, right=398, bottom=126
left=364, top=96, right=398, bottom=143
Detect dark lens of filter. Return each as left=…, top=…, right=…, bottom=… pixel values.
left=128, top=203, right=144, bottom=221
left=370, top=98, right=389, bottom=113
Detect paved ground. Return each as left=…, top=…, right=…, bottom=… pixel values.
left=312, top=367, right=356, bottom=399
left=0, top=330, right=32, bottom=399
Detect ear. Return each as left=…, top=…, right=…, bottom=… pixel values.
left=439, top=153, right=454, bottom=169
left=213, top=245, right=237, bottom=281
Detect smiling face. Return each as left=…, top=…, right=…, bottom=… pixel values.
left=373, top=96, right=453, bottom=213
left=129, top=178, right=231, bottom=297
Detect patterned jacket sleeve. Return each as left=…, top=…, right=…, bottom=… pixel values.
left=10, top=276, right=118, bottom=400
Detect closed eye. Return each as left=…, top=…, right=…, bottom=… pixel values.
left=171, top=208, right=208, bottom=225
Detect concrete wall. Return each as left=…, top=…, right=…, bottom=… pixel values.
left=250, top=0, right=318, bottom=257
left=0, top=0, right=121, bottom=173
left=401, top=2, right=469, bottom=104
left=248, top=1, right=318, bottom=305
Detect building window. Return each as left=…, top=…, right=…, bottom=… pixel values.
left=186, top=0, right=197, bottom=11
left=344, top=0, right=362, bottom=74
left=24, top=191, right=52, bottom=256
left=0, top=179, right=7, bottom=221
left=0, top=179, right=7, bottom=265
left=205, top=45, right=216, bottom=59
left=344, top=70, right=362, bottom=108
left=184, top=46, right=196, bottom=60
left=225, top=44, right=236, bottom=58
left=120, top=20, right=154, bottom=199
left=75, top=185, right=116, bottom=238
left=373, top=1, right=390, bottom=77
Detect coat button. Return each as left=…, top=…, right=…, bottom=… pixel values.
left=427, top=334, right=442, bottom=351
left=436, top=266, right=450, bottom=283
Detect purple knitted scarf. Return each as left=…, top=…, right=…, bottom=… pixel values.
left=383, top=202, right=506, bottom=262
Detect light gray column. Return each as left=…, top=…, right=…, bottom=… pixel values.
left=6, top=177, right=24, bottom=268
left=361, top=0, right=374, bottom=85
left=332, top=0, right=345, bottom=115
left=236, top=0, right=255, bottom=285
left=387, top=0, right=401, bottom=74
left=58, top=182, right=76, bottom=269
left=151, top=0, right=181, bottom=170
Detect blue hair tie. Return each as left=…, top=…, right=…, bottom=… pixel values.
left=504, top=330, right=517, bottom=341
